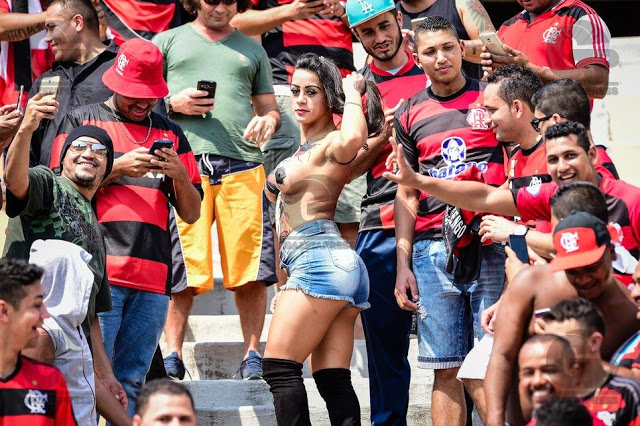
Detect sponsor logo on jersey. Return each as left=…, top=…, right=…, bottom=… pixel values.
left=560, top=231, right=580, bottom=253
left=428, top=137, right=488, bottom=179
left=543, top=26, right=561, bottom=44
left=466, top=107, right=489, bottom=130
left=24, top=390, right=48, bottom=414
left=526, top=175, right=542, bottom=196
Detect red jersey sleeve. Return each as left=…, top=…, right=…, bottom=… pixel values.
left=513, top=182, right=556, bottom=223
left=54, top=370, right=76, bottom=426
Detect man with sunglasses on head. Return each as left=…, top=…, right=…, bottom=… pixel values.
left=2, top=92, right=133, bottom=422
left=153, top=0, right=280, bottom=381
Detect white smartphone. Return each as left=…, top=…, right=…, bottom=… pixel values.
left=479, top=31, right=508, bottom=55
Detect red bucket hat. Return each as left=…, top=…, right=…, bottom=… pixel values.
left=550, top=211, right=611, bottom=272
left=102, top=38, right=169, bottom=99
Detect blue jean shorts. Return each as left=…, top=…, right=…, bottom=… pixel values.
left=412, top=239, right=505, bottom=369
left=279, top=220, right=370, bottom=309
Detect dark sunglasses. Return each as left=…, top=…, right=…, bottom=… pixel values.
left=203, top=0, right=237, bottom=5
left=69, top=140, right=109, bottom=158
left=530, top=115, right=554, bottom=133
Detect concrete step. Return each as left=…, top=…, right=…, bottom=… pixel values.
left=171, top=337, right=425, bottom=381
left=185, top=377, right=433, bottom=426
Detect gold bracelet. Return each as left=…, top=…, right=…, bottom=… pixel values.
left=344, top=101, right=363, bottom=109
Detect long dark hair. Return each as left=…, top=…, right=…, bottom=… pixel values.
left=294, top=53, right=384, bottom=137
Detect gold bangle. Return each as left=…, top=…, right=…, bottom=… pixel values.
left=344, top=101, right=363, bottom=109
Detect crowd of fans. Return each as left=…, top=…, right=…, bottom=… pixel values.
left=1, top=0, right=639, bottom=424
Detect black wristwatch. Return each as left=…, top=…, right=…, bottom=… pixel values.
left=165, top=96, right=173, bottom=116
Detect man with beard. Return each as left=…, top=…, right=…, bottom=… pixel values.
left=49, top=38, right=202, bottom=415
left=540, top=298, right=640, bottom=426
left=345, top=0, right=427, bottom=422
left=3, top=94, right=131, bottom=418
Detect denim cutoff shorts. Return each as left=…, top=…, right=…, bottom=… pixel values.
left=279, top=220, right=370, bottom=309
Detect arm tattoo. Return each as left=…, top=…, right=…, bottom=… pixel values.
left=464, top=0, right=495, bottom=34
left=0, top=22, right=45, bottom=42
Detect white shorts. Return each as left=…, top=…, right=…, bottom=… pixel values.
left=456, top=334, right=494, bottom=381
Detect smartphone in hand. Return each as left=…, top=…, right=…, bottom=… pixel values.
left=148, top=139, right=174, bottom=155
left=197, top=80, right=216, bottom=105
left=508, top=234, right=530, bottom=264
left=39, top=76, right=62, bottom=101
left=479, top=32, right=508, bottom=56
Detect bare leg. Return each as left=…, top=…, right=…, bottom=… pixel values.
left=265, top=290, right=348, bottom=362
left=163, top=287, right=194, bottom=358
left=432, top=368, right=465, bottom=426
left=235, top=280, right=267, bottom=357
left=462, top=378, right=488, bottom=424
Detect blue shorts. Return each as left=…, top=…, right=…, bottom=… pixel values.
left=412, top=239, right=505, bottom=369
left=279, top=220, right=370, bottom=309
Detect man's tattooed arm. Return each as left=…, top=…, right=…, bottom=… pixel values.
left=0, top=13, right=46, bottom=42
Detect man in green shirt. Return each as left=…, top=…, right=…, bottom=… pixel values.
left=2, top=92, right=129, bottom=411
left=153, top=0, right=281, bottom=380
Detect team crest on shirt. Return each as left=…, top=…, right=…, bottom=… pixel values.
left=526, top=175, right=542, bottom=196
left=116, top=53, right=129, bottom=76
left=543, top=26, right=562, bottom=44
left=466, top=107, right=489, bottom=130
left=560, top=231, right=580, bottom=253
left=428, top=137, right=488, bottom=179
left=596, top=411, right=616, bottom=426
left=24, top=390, right=48, bottom=414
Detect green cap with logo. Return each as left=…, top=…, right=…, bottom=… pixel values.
left=346, top=0, right=396, bottom=28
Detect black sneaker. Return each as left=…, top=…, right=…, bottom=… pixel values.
left=163, top=351, right=186, bottom=380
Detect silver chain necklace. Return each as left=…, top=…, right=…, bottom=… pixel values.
left=107, top=97, right=153, bottom=145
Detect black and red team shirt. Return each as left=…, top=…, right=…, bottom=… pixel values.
left=0, top=356, right=75, bottom=426
left=395, top=78, right=507, bottom=240
left=101, top=0, right=181, bottom=40
left=611, top=331, right=640, bottom=371
left=251, top=0, right=354, bottom=84
left=582, top=374, right=640, bottom=426
left=50, top=103, right=202, bottom=295
left=498, top=0, right=610, bottom=75
left=512, top=174, right=640, bottom=260
left=359, top=54, right=428, bottom=232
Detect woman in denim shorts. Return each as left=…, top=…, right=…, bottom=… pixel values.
left=262, top=53, right=384, bottom=425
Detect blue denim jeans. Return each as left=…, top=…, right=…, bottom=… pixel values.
left=412, top=239, right=505, bottom=369
left=280, top=220, right=370, bottom=309
left=98, top=285, right=169, bottom=417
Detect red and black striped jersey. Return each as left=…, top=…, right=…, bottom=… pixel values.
left=101, top=0, right=181, bottom=40
left=582, top=374, right=640, bottom=426
left=498, top=0, right=610, bottom=77
left=251, top=0, right=354, bottom=85
left=50, top=103, right=201, bottom=295
left=512, top=174, right=640, bottom=260
left=0, top=356, right=75, bottom=426
left=508, top=139, right=552, bottom=192
left=395, top=78, right=507, bottom=239
left=359, top=55, right=428, bottom=232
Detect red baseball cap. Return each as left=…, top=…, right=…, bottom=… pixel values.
left=102, top=38, right=169, bottom=99
left=550, top=211, right=611, bottom=272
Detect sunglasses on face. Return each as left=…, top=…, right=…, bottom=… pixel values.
left=530, top=115, right=554, bottom=133
left=69, top=140, right=109, bottom=158
left=203, top=0, right=237, bottom=5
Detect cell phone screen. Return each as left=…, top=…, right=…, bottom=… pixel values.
left=508, top=234, right=530, bottom=264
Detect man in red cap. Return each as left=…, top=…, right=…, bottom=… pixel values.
left=50, top=37, right=202, bottom=416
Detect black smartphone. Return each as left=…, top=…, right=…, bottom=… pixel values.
left=508, top=234, right=530, bottom=264
left=148, top=139, right=174, bottom=155
left=197, top=80, right=217, bottom=100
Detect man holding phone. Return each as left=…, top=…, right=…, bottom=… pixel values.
left=153, top=0, right=280, bottom=381
left=480, top=0, right=610, bottom=101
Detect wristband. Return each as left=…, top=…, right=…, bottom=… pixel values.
left=345, top=101, right=363, bottom=109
